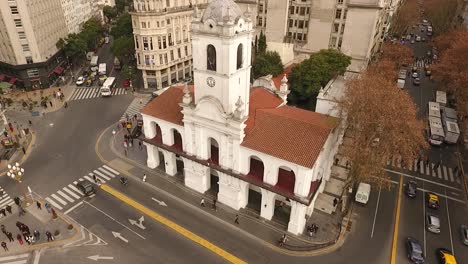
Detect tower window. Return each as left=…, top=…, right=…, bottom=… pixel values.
left=236, top=44, right=243, bottom=69
left=207, top=44, right=216, bottom=71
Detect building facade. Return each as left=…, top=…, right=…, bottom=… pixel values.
left=131, top=0, right=210, bottom=90
left=61, top=0, right=94, bottom=34
left=257, top=0, right=401, bottom=71
left=0, top=0, right=69, bottom=89
left=141, top=0, right=344, bottom=235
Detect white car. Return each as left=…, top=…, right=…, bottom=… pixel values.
left=76, top=76, right=85, bottom=86
left=416, top=36, right=421, bottom=42
left=412, top=72, right=419, bottom=78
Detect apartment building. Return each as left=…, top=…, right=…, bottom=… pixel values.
left=0, top=0, right=69, bottom=89
left=61, top=0, right=94, bottom=34
left=131, top=0, right=211, bottom=90
left=257, top=0, right=401, bottom=72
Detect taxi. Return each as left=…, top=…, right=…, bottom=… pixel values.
left=426, top=192, right=439, bottom=209
left=436, top=248, right=457, bottom=264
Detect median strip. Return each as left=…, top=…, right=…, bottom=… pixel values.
left=100, top=184, right=247, bottom=264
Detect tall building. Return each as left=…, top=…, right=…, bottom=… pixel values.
left=131, top=0, right=210, bottom=90
left=0, top=0, right=69, bottom=89
left=61, top=0, right=94, bottom=34
left=257, top=0, right=401, bottom=72
left=141, top=0, right=344, bottom=235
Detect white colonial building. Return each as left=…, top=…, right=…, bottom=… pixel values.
left=141, top=0, right=343, bottom=235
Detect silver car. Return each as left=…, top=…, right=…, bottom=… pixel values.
left=426, top=214, right=440, bottom=234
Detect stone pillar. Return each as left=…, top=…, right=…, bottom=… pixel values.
left=260, top=189, right=276, bottom=220
left=217, top=173, right=249, bottom=210
left=163, top=150, right=177, bottom=176
left=142, top=70, right=149, bottom=89
left=184, top=160, right=210, bottom=193
left=156, top=70, right=162, bottom=90
left=145, top=144, right=160, bottom=169
left=287, top=201, right=307, bottom=235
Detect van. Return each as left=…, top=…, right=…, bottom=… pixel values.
left=426, top=214, right=440, bottom=233
left=76, top=180, right=95, bottom=196
left=355, top=183, right=371, bottom=205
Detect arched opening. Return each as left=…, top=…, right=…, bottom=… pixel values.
left=247, top=185, right=262, bottom=213
left=236, top=44, right=243, bottom=69
left=175, top=155, right=184, bottom=182
left=208, top=137, right=219, bottom=165
left=207, top=44, right=217, bottom=71
left=151, top=122, right=163, bottom=144
left=276, top=166, right=296, bottom=195
left=158, top=150, right=165, bottom=171
left=208, top=168, right=219, bottom=195
left=172, top=129, right=183, bottom=151
left=248, top=156, right=264, bottom=183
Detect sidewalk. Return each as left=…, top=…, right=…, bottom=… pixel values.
left=103, top=123, right=346, bottom=252
left=0, top=195, right=79, bottom=255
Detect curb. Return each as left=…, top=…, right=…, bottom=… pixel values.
left=95, top=123, right=348, bottom=256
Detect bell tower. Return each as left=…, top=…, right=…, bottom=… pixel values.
left=191, top=0, right=254, bottom=116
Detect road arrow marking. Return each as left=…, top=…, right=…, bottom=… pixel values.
left=152, top=197, right=168, bottom=207
left=129, top=217, right=146, bottom=230
left=112, top=231, right=128, bottom=243
left=87, top=255, right=114, bottom=261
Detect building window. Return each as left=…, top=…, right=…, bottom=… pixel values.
left=306, top=7, right=310, bottom=14
left=170, top=50, right=174, bottom=61
left=344, top=10, right=348, bottom=19
left=135, top=36, right=140, bottom=49
left=22, top=44, right=30, bottom=52
left=145, top=55, right=150, bottom=65
left=164, top=53, right=168, bottom=64
left=258, top=17, right=263, bottom=26
left=10, top=6, right=18, bottom=14
left=14, top=19, right=22, bottom=27
left=185, top=45, right=188, bottom=56
left=166, top=0, right=170, bottom=7
left=334, top=23, right=339, bottom=33
left=157, top=21, right=160, bottom=27
left=150, top=37, right=154, bottom=50
left=18, top=32, right=26, bottom=40
left=259, top=4, right=263, bottom=12
left=335, top=9, right=342, bottom=19
left=298, top=20, right=304, bottom=29
left=167, top=19, right=170, bottom=24
left=168, top=33, right=173, bottom=46
left=338, top=38, right=343, bottom=49
left=331, top=37, right=337, bottom=47
left=289, top=19, right=293, bottom=27
left=237, top=44, right=243, bottom=69
left=303, top=33, right=307, bottom=40
left=297, top=33, right=303, bottom=40
left=289, top=6, right=294, bottom=15
left=141, top=22, right=146, bottom=28
left=338, top=0, right=343, bottom=3
left=159, top=54, right=163, bottom=65
left=162, top=36, right=167, bottom=49
left=143, top=37, right=149, bottom=50
left=27, top=69, right=39, bottom=78
left=158, top=37, right=162, bottom=49
left=25, top=56, right=33, bottom=64
left=178, top=48, right=181, bottom=58
left=207, top=44, right=216, bottom=71
left=300, top=7, right=305, bottom=15
left=341, top=24, right=345, bottom=34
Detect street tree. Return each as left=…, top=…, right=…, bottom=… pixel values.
left=111, top=36, right=135, bottom=64
left=110, top=14, right=133, bottom=39
left=103, top=6, right=118, bottom=22
left=381, top=42, right=413, bottom=67
left=339, top=65, right=428, bottom=187
left=122, top=65, right=137, bottom=81
left=115, top=0, right=127, bottom=13
left=389, top=0, right=420, bottom=37
left=56, top=34, right=87, bottom=60
left=251, top=51, right=283, bottom=80
left=425, top=0, right=460, bottom=36
left=431, top=29, right=468, bottom=119
left=289, top=49, right=351, bottom=109
left=257, top=31, right=267, bottom=54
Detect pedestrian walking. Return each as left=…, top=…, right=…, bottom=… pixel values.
left=333, top=198, right=338, bottom=207
left=93, top=174, right=98, bottom=183
left=46, top=231, right=53, bottom=242
left=49, top=101, right=53, bottom=107
left=22, top=146, right=26, bottom=154
left=0, top=208, right=6, bottom=216
left=200, top=199, right=205, bottom=207
left=279, top=234, right=288, bottom=247
left=212, top=198, right=217, bottom=211
left=139, top=140, right=143, bottom=150
left=6, top=205, right=11, bottom=214
left=14, top=197, right=20, bottom=206
left=142, top=174, right=147, bottom=182
left=24, top=234, right=30, bottom=245
left=44, top=203, right=51, bottom=213
left=18, top=206, right=26, bottom=217
left=33, top=230, right=40, bottom=240
left=28, top=235, right=34, bottom=245
left=36, top=201, right=42, bottom=210
left=123, top=141, right=128, bottom=149
left=1, top=242, right=8, bottom=251
left=6, top=232, right=14, bottom=242
left=234, top=214, right=239, bottom=225
left=1, top=225, right=6, bottom=234
left=17, top=234, right=23, bottom=245
left=28, top=120, right=32, bottom=126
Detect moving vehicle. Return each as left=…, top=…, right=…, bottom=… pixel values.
left=443, top=120, right=460, bottom=144
left=412, top=72, right=419, bottom=78
left=397, top=69, right=407, bottom=88
left=461, top=225, right=468, bottom=246
left=98, top=63, right=107, bottom=75
left=428, top=102, right=441, bottom=118
left=86, top=51, right=95, bottom=61
left=428, top=116, right=445, bottom=146
left=426, top=192, right=440, bottom=209
left=427, top=26, right=433, bottom=36
left=355, top=183, right=371, bottom=205
left=426, top=214, right=441, bottom=233
left=100, top=76, right=116, bottom=97
left=76, top=180, right=95, bottom=196
left=397, top=79, right=405, bottom=88
left=76, top=76, right=85, bottom=86
left=406, top=237, right=425, bottom=263
left=436, top=248, right=457, bottom=264
left=436, top=91, right=447, bottom=106
left=113, top=57, right=121, bottom=70
left=406, top=181, right=417, bottom=198
left=90, top=56, right=99, bottom=67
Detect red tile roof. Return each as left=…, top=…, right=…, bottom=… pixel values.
left=272, top=64, right=294, bottom=90
left=244, top=87, right=283, bottom=133
left=241, top=106, right=338, bottom=168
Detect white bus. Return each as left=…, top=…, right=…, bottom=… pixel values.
left=428, top=102, right=441, bottom=118
left=90, top=56, right=99, bottom=67
left=428, top=116, right=445, bottom=146
left=98, top=63, right=107, bottom=75
left=100, top=77, right=115, bottom=97
left=435, top=91, right=446, bottom=106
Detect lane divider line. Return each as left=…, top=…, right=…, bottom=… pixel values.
left=390, top=176, right=403, bottom=264
left=100, top=184, right=247, bottom=264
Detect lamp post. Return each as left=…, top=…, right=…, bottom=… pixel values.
left=7, top=162, right=30, bottom=206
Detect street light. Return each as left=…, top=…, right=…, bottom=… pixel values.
left=7, top=162, right=30, bottom=206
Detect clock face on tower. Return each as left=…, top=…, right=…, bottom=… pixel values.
left=206, top=77, right=216, bottom=87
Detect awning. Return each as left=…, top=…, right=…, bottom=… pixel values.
left=8, top=78, right=16, bottom=84
left=53, top=66, right=64, bottom=75
left=0, top=74, right=5, bottom=81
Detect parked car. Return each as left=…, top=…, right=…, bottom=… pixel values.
left=426, top=214, right=441, bottom=234
left=412, top=72, right=419, bottom=78
left=406, top=181, right=417, bottom=198
left=406, top=237, right=425, bottom=263
left=76, top=76, right=85, bottom=86
left=123, top=79, right=131, bottom=87
left=416, top=36, right=421, bottom=42
left=411, top=39, right=415, bottom=44
left=426, top=192, right=440, bottom=209
left=461, top=225, right=468, bottom=246
left=436, top=248, right=457, bottom=264
left=413, top=78, right=421, bottom=86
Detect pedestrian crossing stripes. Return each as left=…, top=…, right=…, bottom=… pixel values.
left=0, top=187, right=15, bottom=210
left=69, top=87, right=127, bottom=101
left=0, top=253, right=29, bottom=264
left=64, top=224, right=107, bottom=248
left=386, top=158, right=461, bottom=184
left=45, top=165, right=119, bottom=212
left=119, top=96, right=152, bottom=121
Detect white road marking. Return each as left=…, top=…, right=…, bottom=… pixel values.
left=0, top=198, right=13, bottom=208
left=84, top=175, right=96, bottom=184
left=442, top=166, right=448, bottom=181
left=45, top=197, right=63, bottom=210
left=437, top=166, right=443, bottom=179
left=448, top=168, right=454, bottom=182
left=444, top=189, right=455, bottom=255
left=98, top=167, right=117, bottom=178
left=0, top=253, right=29, bottom=261
left=64, top=201, right=84, bottom=215
left=385, top=169, right=462, bottom=191
left=1, top=260, right=28, bottom=264
left=102, top=165, right=119, bottom=175
left=418, top=188, right=465, bottom=204
left=51, top=193, right=68, bottom=205
left=57, top=190, right=74, bottom=203
left=63, top=186, right=81, bottom=199
left=422, top=181, right=427, bottom=257
left=89, top=173, right=106, bottom=183
left=370, top=185, right=382, bottom=238
left=93, top=170, right=111, bottom=180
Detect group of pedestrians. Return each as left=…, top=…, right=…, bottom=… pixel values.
left=119, top=115, right=144, bottom=156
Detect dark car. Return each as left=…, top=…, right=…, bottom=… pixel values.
left=406, top=237, right=425, bottom=263
left=76, top=180, right=95, bottom=196
left=461, top=225, right=468, bottom=246
left=406, top=181, right=417, bottom=198
left=413, top=78, right=421, bottom=86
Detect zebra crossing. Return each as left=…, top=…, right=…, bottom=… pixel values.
left=119, top=96, right=152, bottom=121
left=69, top=87, right=127, bottom=101
left=387, top=159, right=461, bottom=184
left=63, top=224, right=107, bottom=248
left=0, top=253, right=30, bottom=264
left=0, top=186, right=15, bottom=211
left=45, top=165, right=120, bottom=211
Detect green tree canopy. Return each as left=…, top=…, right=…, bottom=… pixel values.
left=103, top=6, right=118, bottom=22
left=122, top=65, right=137, bottom=81
left=115, top=0, right=126, bottom=13
left=252, top=51, right=283, bottom=80
left=289, top=49, right=351, bottom=109
left=257, top=31, right=267, bottom=54
left=111, top=14, right=133, bottom=39
left=111, top=36, right=135, bottom=63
